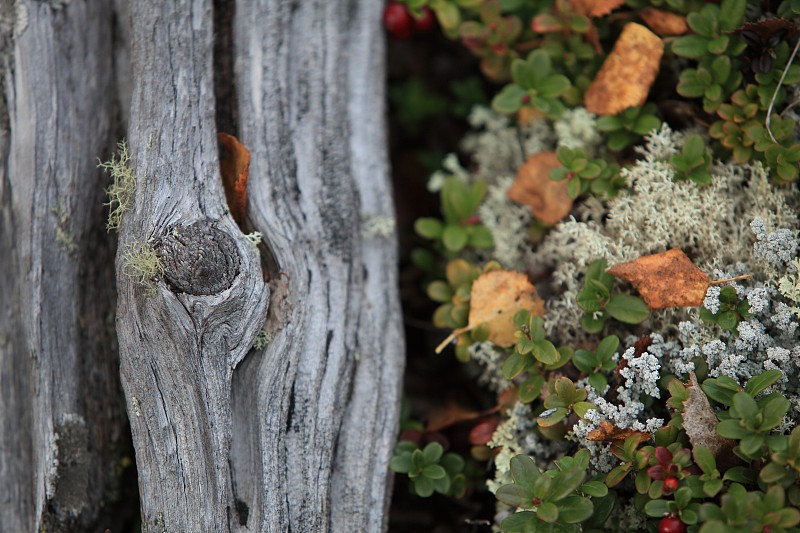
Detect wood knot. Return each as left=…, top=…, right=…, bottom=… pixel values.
left=154, top=220, right=240, bottom=295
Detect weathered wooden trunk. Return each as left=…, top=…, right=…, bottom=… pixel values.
left=0, top=0, right=403, bottom=531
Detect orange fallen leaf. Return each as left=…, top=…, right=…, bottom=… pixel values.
left=507, top=152, right=574, bottom=225
left=572, top=0, right=625, bottom=18
left=435, top=270, right=545, bottom=352
left=607, top=249, right=710, bottom=309
left=584, top=23, right=664, bottom=115
left=639, top=7, right=688, bottom=36
left=218, top=133, right=251, bottom=227
left=586, top=420, right=651, bottom=446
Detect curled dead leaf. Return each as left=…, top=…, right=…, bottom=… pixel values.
left=639, top=7, right=688, bottom=36
left=607, top=249, right=710, bottom=309
left=218, top=133, right=251, bottom=227
left=507, top=152, right=574, bottom=225
left=682, top=373, right=737, bottom=466
left=586, top=420, right=651, bottom=447
left=584, top=23, right=664, bottom=115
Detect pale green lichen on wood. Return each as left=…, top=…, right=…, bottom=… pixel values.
left=98, top=140, right=138, bottom=232
left=121, top=240, right=163, bottom=295
left=52, top=197, right=77, bottom=256
left=252, top=329, right=273, bottom=350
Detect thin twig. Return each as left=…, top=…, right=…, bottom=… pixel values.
left=766, top=37, right=800, bottom=143
left=709, top=274, right=753, bottom=285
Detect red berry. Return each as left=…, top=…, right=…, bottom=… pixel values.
left=521, top=94, right=531, bottom=104
left=413, top=7, right=436, bottom=32
left=659, top=516, right=686, bottom=533
left=663, top=477, right=679, bottom=493
left=383, top=2, right=414, bottom=40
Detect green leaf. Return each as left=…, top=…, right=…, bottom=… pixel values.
left=537, top=407, right=568, bottom=427
left=537, top=75, right=571, bottom=99
left=717, top=310, right=737, bottom=330
left=672, top=36, right=711, bottom=59
left=422, top=442, right=443, bottom=464
left=519, top=373, right=546, bottom=403
left=683, top=134, right=706, bottom=162
left=718, top=0, right=746, bottom=31
left=572, top=349, right=596, bottom=374
left=500, top=511, right=537, bottom=533
left=596, top=115, right=623, bottom=132
left=605, top=294, right=650, bottom=324
left=633, top=115, right=661, bottom=136
left=559, top=495, right=594, bottom=523
left=693, top=445, right=716, bottom=474
left=527, top=50, right=552, bottom=81
left=492, top=84, right=527, bottom=114
left=761, top=395, right=791, bottom=429
left=510, top=454, right=540, bottom=491
left=415, top=217, right=444, bottom=239
left=426, top=281, right=453, bottom=303
left=413, top=475, right=434, bottom=497
left=532, top=339, right=560, bottom=365
left=744, top=370, right=783, bottom=396
left=716, top=419, right=750, bottom=439
left=512, top=58, right=537, bottom=90
left=607, top=131, right=637, bottom=152
left=431, top=473, right=451, bottom=494
left=580, top=480, right=608, bottom=498
left=432, top=1, right=460, bottom=31
left=390, top=454, right=412, bottom=473
left=704, top=479, right=723, bottom=497
left=707, top=35, right=730, bottom=55
left=644, top=499, right=671, bottom=517
left=422, top=464, right=447, bottom=479
left=537, top=501, right=559, bottom=523
left=573, top=402, right=595, bottom=418
left=588, top=373, right=607, bottom=392
left=468, top=225, right=494, bottom=248
left=732, top=391, right=759, bottom=420
left=596, top=335, right=619, bottom=362
left=710, top=55, right=731, bottom=83
left=549, top=467, right=587, bottom=501
left=496, top=483, right=531, bottom=508
left=503, top=352, right=529, bottom=380
left=723, top=466, right=756, bottom=484
left=581, top=313, right=605, bottom=333
left=442, top=225, right=468, bottom=252
left=440, top=453, right=465, bottom=475
left=687, top=12, right=714, bottom=37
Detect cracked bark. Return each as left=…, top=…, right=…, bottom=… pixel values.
left=2, top=0, right=402, bottom=531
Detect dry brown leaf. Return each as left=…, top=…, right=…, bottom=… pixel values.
left=584, top=23, right=664, bottom=115
left=586, top=420, right=651, bottom=446
left=469, top=270, right=545, bottom=347
left=607, top=249, right=710, bottom=309
left=572, top=0, right=625, bottom=17
left=683, top=373, right=737, bottom=467
left=639, top=7, right=689, bottom=36
left=507, top=152, right=574, bottom=225
left=426, top=403, right=483, bottom=433
left=218, top=133, right=251, bottom=227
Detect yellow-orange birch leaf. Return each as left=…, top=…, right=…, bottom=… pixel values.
left=507, top=152, right=574, bottom=225
left=584, top=23, right=664, bottom=115
left=435, top=270, right=545, bottom=353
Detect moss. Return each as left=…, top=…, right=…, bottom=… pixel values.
left=98, top=140, right=138, bottom=232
